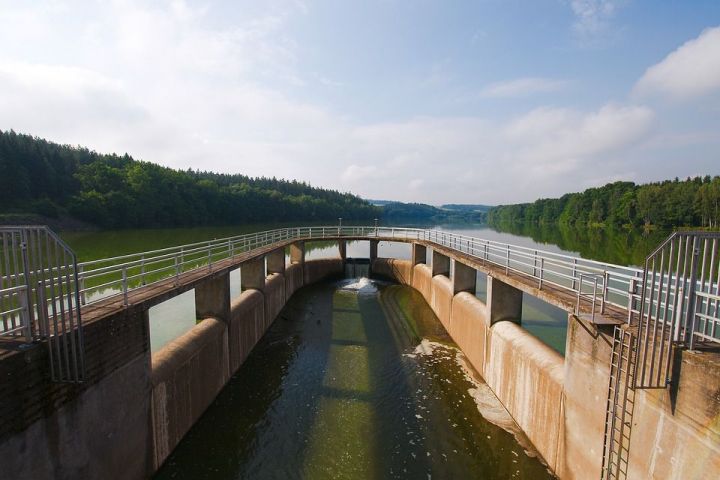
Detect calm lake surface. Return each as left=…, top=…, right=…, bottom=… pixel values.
left=57, top=222, right=663, bottom=479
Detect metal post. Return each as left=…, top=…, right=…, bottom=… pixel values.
left=78, top=264, right=86, bottom=306
left=374, top=218, right=378, bottom=237
left=338, top=217, right=342, bottom=236
left=122, top=266, right=128, bottom=306
left=140, top=255, right=146, bottom=285
left=571, top=258, right=578, bottom=290
left=539, top=258, right=544, bottom=289
left=174, top=255, right=180, bottom=285
left=19, top=233, right=35, bottom=339
left=686, top=240, right=701, bottom=349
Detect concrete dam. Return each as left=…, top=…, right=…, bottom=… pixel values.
left=0, top=226, right=719, bottom=479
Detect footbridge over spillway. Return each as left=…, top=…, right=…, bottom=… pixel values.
left=1, top=226, right=719, bottom=479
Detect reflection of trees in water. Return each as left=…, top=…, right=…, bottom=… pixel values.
left=490, top=222, right=668, bottom=266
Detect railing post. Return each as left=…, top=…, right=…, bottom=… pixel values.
left=140, top=255, right=146, bottom=286
left=627, top=278, right=637, bottom=324
left=532, top=250, right=538, bottom=277
left=686, top=239, right=701, bottom=349
left=601, top=271, right=608, bottom=314
left=571, top=258, right=578, bottom=290
left=505, top=245, right=510, bottom=275
left=174, top=254, right=180, bottom=285
left=122, top=266, right=128, bottom=306
left=78, top=264, right=87, bottom=306
left=539, top=258, right=544, bottom=290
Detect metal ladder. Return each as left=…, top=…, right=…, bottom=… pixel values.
left=600, top=326, right=636, bottom=480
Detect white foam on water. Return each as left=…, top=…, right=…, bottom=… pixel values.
left=339, top=277, right=377, bottom=293
left=405, top=337, right=546, bottom=464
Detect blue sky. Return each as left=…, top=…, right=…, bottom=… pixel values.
left=0, top=0, right=718, bottom=204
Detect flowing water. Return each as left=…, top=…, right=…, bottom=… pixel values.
left=53, top=222, right=664, bottom=478
left=153, top=277, right=553, bottom=480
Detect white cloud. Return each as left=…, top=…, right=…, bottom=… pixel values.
left=568, top=0, right=620, bottom=43
left=0, top=1, right=712, bottom=206
left=479, top=77, right=568, bottom=98
left=635, top=26, right=720, bottom=100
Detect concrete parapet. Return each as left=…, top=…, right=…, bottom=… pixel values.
left=371, top=258, right=413, bottom=285
left=228, top=289, right=265, bottom=373
left=411, top=263, right=432, bottom=303
left=432, top=250, right=450, bottom=277
left=0, top=353, right=152, bottom=480
left=285, top=262, right=304, bottom=299
left=150, top=318, right=229, bottom=471
left=487, top=276, right=523, bottom=325
left=264, top=273, right=285, bottom=332
left=430, top=275, right=453, bottom=330
left=450, top=292, right=490, bottom=375
left=303, top=258, right=343, bottom=285
left=0, top=308, right=152, bottom=480
left=485, top=321, right=565, bottom=473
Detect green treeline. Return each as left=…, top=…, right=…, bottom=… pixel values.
left=488, top=177, right=720, bottom=229
left=381, top=202, right=485, bottom=222
left=0, top=130, right=379, bottom=228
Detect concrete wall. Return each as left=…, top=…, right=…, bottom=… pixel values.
left=264, top=273, right=285, bottom=331
left=303, top=258, right=343, bottom=285
left=430, top=275, right=453, bottom=330
left=411, top=263, right=433, bottom=301
left=626, top=349, right=720, bottom=479
left=0, top=308, right=152, bottom=480
left=149, top=258, right=343, bottom=473
left=285, top=262, right=303, bottom=299
left=450, top=292, right=490, bottom=375
left=485, top=321, right=565, bottom=474
left=150, top=317, right=229, bottom=470
left=373, top=257, right=564, bottom=472
left=228, top=289, right=265, bottom=373
left=561, top=314, right=720, bottom=480
left=371, top=258, right=413, bottom=285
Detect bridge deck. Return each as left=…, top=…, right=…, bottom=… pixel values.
left=1, top=233, right=626, bottom=359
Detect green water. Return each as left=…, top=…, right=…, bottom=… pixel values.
left=154, top=279, right=553, bottom=479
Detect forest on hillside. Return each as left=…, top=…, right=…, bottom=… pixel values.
left=0, top=130, right=379, bottom=228
left=487, top=177, right=720, bottom=229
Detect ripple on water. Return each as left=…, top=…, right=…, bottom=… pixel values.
left=154, top=279, right=554, bottom=480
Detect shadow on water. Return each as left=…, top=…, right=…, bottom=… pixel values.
left=154, top=277, right=553, bottom=480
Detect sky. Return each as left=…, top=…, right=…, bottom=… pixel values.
left=0, top=0, right=719, bottom=205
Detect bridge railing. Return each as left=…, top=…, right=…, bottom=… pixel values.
left=73, top=225, right=647, bottom=320
left=0, top=226, right=85, bottom=382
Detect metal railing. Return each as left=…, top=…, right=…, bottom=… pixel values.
left=633, top=231, right=720, bottom=388
left=71, top=226, right=647, bottom=318
left=0, top=226, right=84, bottom=382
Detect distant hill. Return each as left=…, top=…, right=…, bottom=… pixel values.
left=0, top=130, right=379, bottom=229
left=367, top=199, right=395, bottom=207
left=380, top=201, right=485, bottom=222
left=487, top=177, right=720, bottom=229
left=440, top=204, right=493, bottom=214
